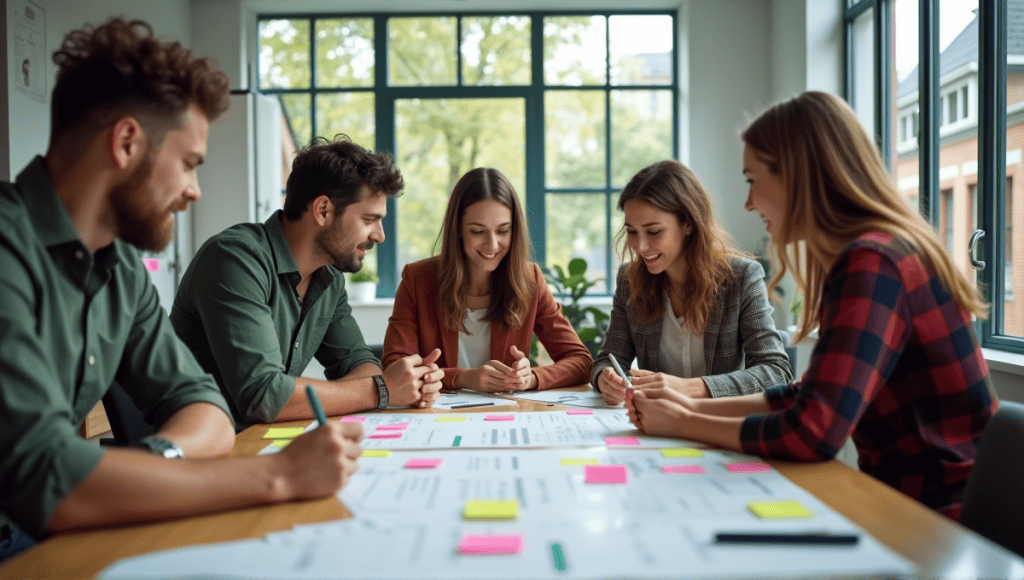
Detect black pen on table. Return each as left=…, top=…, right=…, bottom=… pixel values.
left=306, top=384, right=329, bottom=426
left=714, top=532, right=859, bottom=546
left=450, top=402, right=496, bottom=410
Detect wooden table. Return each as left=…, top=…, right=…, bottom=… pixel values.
left=4, top=392, right=1024, bottom=579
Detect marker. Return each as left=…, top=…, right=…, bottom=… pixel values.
left=714, top=532, right=859, bottom=546
left=306, top=384, right=328, bottom=426
left=450, top=402, right=496, bottom=409
left=606, top=353, right=632, bottom=388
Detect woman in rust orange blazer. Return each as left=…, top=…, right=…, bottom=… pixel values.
left=383, top=168, right=592, bottom=393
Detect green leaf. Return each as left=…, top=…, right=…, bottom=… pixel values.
left=577, top=328, right=599, bottom=342
left=567, top=257, right=588, bottom=277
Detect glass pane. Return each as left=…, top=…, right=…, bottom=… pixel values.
left=850, top=9, right=876, bottom=136
left=611, top=90, right=673, bottom=187
left=936, top=1, right=981, bottom=308
left=389, top=17, right=457, bottom=86
left=543, top=16, right=606, bottom=86
left=395, top=98, right=526, bottom=271
left=461, top=16, right=531, bottom=86
left=1004, top=30, right=1021, bottom=337
left=893, top=0, right=921, bottom=218
left=546, top=193, right=609, bottom=293
left=259, top=19, right=310, bottom=90
left=315, top=93, right=375, bottom=152
left=279, top=94, right=312, bottom=149
left=609, top=15, right=672, bottom=86
left=545, top=90, right=605, bottom=188
left=315, top=19, right=374, bottom=88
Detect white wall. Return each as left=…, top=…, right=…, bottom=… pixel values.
left=2, top=0, right=193, bottom=178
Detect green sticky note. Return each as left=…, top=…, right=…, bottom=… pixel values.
left=464, top=499, right=519, bottom=520
left=661, top=447, right=703, bottom=458
left=263, top=427, right=305, bottom=439
left=269, top=440, right=290, bottom=448
left=748, top=500, right=814, bottom=519
left=362, top=450, right=391, bottom=457
left=559, top=458, right=600, bottom=466
left=436, top=416, right=468, bottom=422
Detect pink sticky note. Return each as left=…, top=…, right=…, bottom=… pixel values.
left=604, top=436, right=640, bottom=446
left=404, top=458, right=443, bottom=469
left=376, top=422, right=410, bottom=430
left=566, top=409, right=593, bottom=415
left=457, top=534, right=523, bottom=555
left=142, top=258, right=161, bottom=272
left=339, top=416, right=367, bottom=422
left=662, top=465, right=706, bottom=474
left=485, top=414, right=515, bottom=421
left=585, top=464, right=629, bottom=484
left=367, top=432, right=402, bottom=440
left=726, top=462, right=772, bottom=473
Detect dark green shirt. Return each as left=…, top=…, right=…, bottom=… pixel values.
left=0, top=157, right=231, bottom=539
left=170, top=211, right=378, bottom=431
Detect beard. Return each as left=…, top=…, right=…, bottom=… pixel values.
left=110, top=157, right=177, bottom=252
left=315, top=220, right=373, bottom=273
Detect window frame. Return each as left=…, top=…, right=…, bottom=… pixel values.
left=256, top=11, right=679, bottom=298
left=845, top=0, right=1021, bottom=353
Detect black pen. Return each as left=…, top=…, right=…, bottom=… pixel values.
left=450, top=402, right=496, bottom=409
left=715, top=532, right=859, bottom=546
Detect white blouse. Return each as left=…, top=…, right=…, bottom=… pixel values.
left=658, top=295, right=707, bottom=379
left=458, top=308, right=492, bottom=368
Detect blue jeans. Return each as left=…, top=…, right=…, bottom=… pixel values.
left=0, top=522, right=35, bottom=561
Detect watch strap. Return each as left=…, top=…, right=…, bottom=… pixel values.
left=135, top=436, right=184, bottom=459
left=372, top=374, right=389, bottom=410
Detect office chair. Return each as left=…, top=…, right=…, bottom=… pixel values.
left=959, top=400, right=1024, bottom=557
left=100, top=382, right=157, bottom=446
left=369, top=344, right=384, bottom=361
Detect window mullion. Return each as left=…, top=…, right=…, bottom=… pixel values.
left=918, top=0, right=939, bottom=227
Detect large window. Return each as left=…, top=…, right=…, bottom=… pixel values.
left=847, top=0, right=1023, bottom=352
left=258, top=12, right=677, bottom=296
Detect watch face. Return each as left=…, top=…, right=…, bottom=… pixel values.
left=139, top=437, right=184, bottom=459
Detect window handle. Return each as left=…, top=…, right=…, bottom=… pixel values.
left=968, top=229, right=986, bottom=271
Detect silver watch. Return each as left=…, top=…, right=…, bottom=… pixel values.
left=373, top=374, right=389, bottom=410
left=135, top=436, right=184, bottom=459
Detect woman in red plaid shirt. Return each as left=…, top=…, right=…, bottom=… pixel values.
left=628, top=91, right=997, bottom=519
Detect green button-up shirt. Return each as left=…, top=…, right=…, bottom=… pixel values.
left=0, top=157, right=231, bottom=539
left=170, top=211, right=379, bottom=431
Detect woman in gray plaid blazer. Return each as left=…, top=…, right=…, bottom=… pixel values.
left=592, top=160, right=793, bottom=404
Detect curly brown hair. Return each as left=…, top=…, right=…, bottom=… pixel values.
left=49, top=18, right=230, bottom=155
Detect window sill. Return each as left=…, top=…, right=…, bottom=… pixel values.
left=982, top=348, right=1024, bottom=377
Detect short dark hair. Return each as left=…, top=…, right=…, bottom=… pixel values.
left=282, top=135, right=404, bottom=221
left=49, top=18, right=230, bottom=154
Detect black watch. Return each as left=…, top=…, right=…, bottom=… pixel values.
left=135, top=436, right=184, bottom=459
left=373, top=374, right=389, bottom=410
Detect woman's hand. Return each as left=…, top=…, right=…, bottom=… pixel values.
left=627, top=387, right=696, bottom=438
left=630, top=369, right=711, bottom=398
left=597, top=367, right=629, bottom=405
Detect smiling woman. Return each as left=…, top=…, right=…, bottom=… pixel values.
left=383, top=167, right=593, bottom=395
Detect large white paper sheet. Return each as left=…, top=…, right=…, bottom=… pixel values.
left=505, top=388, right=616, bottom=408
left=431, top=390, right=518, bottom=410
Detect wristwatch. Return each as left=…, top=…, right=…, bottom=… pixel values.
left=135, top=436, right=184, bottom=459
left=372, top=374, right=389, bottom=410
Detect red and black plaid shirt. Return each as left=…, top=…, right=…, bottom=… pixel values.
left=740, top=232, right=997, bottom=519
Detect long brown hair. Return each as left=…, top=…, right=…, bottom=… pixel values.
left=437, top=168, right=534, bottom=331
left=617, top=160, right=746, bottom=331
left=741, top=91, right=986, bottom=341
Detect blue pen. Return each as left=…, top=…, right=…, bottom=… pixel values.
left=305, top=384, right=328, bottom=426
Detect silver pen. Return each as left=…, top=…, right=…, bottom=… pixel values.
left=606, top=353, right=632, bottom=388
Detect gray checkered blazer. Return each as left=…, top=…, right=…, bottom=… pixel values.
left=592, top=258, right=793, bottom=397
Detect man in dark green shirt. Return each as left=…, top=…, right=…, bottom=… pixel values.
left=171, top=138, right=444, bottom=431
left=0, top=18, right=363, bottom=554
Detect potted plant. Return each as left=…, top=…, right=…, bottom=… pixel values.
left=349, top=267, right=378, bottom=303
left=537, top=258, right=610, bottom=360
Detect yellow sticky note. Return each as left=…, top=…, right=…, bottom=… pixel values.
left=269, top=440, right=290, bottom=448
left=263, top=427, right=305, bottom=439
left=362, top=450, right=391, bottom=457
left=464, top=499, right=519, bottom=520
left=661, top=448, right=704, bottom=458
left=560, top=458, right=600, bottom=466
left=748, top=500, right=814, bottom=519
left=435, top=416, right=468, bottom=422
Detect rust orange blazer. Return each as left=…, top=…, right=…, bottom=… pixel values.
left=383, top=257, right=593, bottom=391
